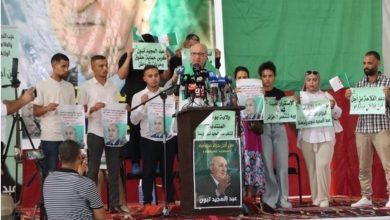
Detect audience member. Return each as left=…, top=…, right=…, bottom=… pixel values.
left=43, top=140, right=105, bottom=220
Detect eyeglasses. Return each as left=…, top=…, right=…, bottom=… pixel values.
left=306, top=70, right=319, bottom=75
left=191, top=52, right=206, bottom=57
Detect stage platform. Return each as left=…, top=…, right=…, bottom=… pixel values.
left=16, top=196, right=390, bottom=219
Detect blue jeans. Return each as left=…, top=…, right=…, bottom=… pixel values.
left=40, top=141, right=62, bottom=179
left=261, top=123, right=290, bottom=208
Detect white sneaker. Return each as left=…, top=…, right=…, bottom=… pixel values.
left=351, top=197, right=372, bottom=207
left=319, top=200, right=329, bottom=208
left=385, top=198, right=390, bottom=208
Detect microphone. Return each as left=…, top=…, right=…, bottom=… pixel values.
left=174, top=65, right=184, bottom=96
left=208, top=72, right=219, bottom=105
left=184, top=74, right=195, bottom=99
left=193, top=64, right=206, bottom=99
left=175, top=65, right=185, bottom=86
left=224, top=75, right=233, bottom=93
left=192, top=63, right=201, bottom=76
left=218, top=76, right=226, bottom=104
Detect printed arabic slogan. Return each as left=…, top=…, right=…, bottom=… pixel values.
left=349, top=87, right=386, bottom=115
left=58, top=105, right=86, bottom=147
left=195, top=110, right=236, bottom=140
left=132, top=42, right=168, bottom=70
left=296, top=99, right=333, bottom=129
left=193, top=139, right=242, bottom=209
left=1, top=26, right=19, bottom=87
left=102, top=103, right=128, bottom=147
left=263, top=96, right=297, bottom=123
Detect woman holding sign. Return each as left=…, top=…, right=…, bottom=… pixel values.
left=259, top=61, right=291, bottom=209
left=296, top=70, right=342, bottom=208
left=234, top=66, right=266, bottom=208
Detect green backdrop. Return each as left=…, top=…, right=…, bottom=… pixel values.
left=222, top=0, right=382, bottom=91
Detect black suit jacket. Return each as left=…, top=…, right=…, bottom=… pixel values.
left=106, top=139, right=125, bottom=146
left=195, top=174, right=241, bottom=207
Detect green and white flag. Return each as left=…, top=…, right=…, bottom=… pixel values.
left=132, top=27, right=144, bottom=42
left=157, top=32, right=178, bottom=46
left=329, top=72, right=350, bottom=92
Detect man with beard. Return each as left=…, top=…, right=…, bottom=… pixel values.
left=33, top=53, right=76, bottom=180
left=345, top=51, right=390, bottom=208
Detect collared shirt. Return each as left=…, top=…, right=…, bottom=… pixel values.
left=33, top=77, right=75, bottom=141
left=298, top=90, right=342, bottom=143
left=130, top=87, right=175, bottom=141
left=355, top=73, right=390, bottom=133
left=43, top=168, right=103, bottom=220
left=78, top=77, right=118, bottom=137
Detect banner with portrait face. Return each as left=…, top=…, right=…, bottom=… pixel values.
left=146, top=95, right=176, bottom=141
left=236, top=79, right=264, bottom=121
left=58, top=105, right=86, bottom=147
left=101, top=103, right=127, bottom=147
left=1, top=0, right=216, bottom=89
left=193, top=139, right=242, bottom=209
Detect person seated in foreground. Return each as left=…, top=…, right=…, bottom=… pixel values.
left=43, top=140, right=106, bottom=220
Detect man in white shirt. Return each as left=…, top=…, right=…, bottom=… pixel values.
left=1, top=88, right=35, bottom=116
left=33, top=53, right=75, bottom=180
left=78, top=55, right=124, bottom=213
left=1, top=88, right=35, bottom=144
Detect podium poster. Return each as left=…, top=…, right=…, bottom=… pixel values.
left=58, top=105, right=86, bottom=147
left=102, top=103, right=127, bottom=147
left=236, top=79, right=264, bottom=120
left=193, top=139, right=242, bottom=209
left=146, top=95, right=176, bottom=141
left=195, top=110, right=236, bottom=140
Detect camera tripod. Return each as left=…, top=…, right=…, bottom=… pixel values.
left=2, top=81, right=37, bottom=200
left=28, top=158, right=46, bottom=220
left=2, top=78, right=45, bottom=219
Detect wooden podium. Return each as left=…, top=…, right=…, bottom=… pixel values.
left=177, top=106, right=243, bottom=216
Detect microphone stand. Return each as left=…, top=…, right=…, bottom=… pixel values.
left=159, top=92, right=171, bottom=216
left=130, top=85, right=174, bottom=216
left=129, top=85, right=174, bottom=112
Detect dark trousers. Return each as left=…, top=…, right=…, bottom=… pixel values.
left=41, top=140, right=62, bottom=179
left=127, top=122, right=141, bottom=162
left=140, top=137, right=176, bottom=204
left=86, top=133, right=121, bottom=208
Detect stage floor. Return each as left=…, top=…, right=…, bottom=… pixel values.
left=16, top=196, right=390, bottom=219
